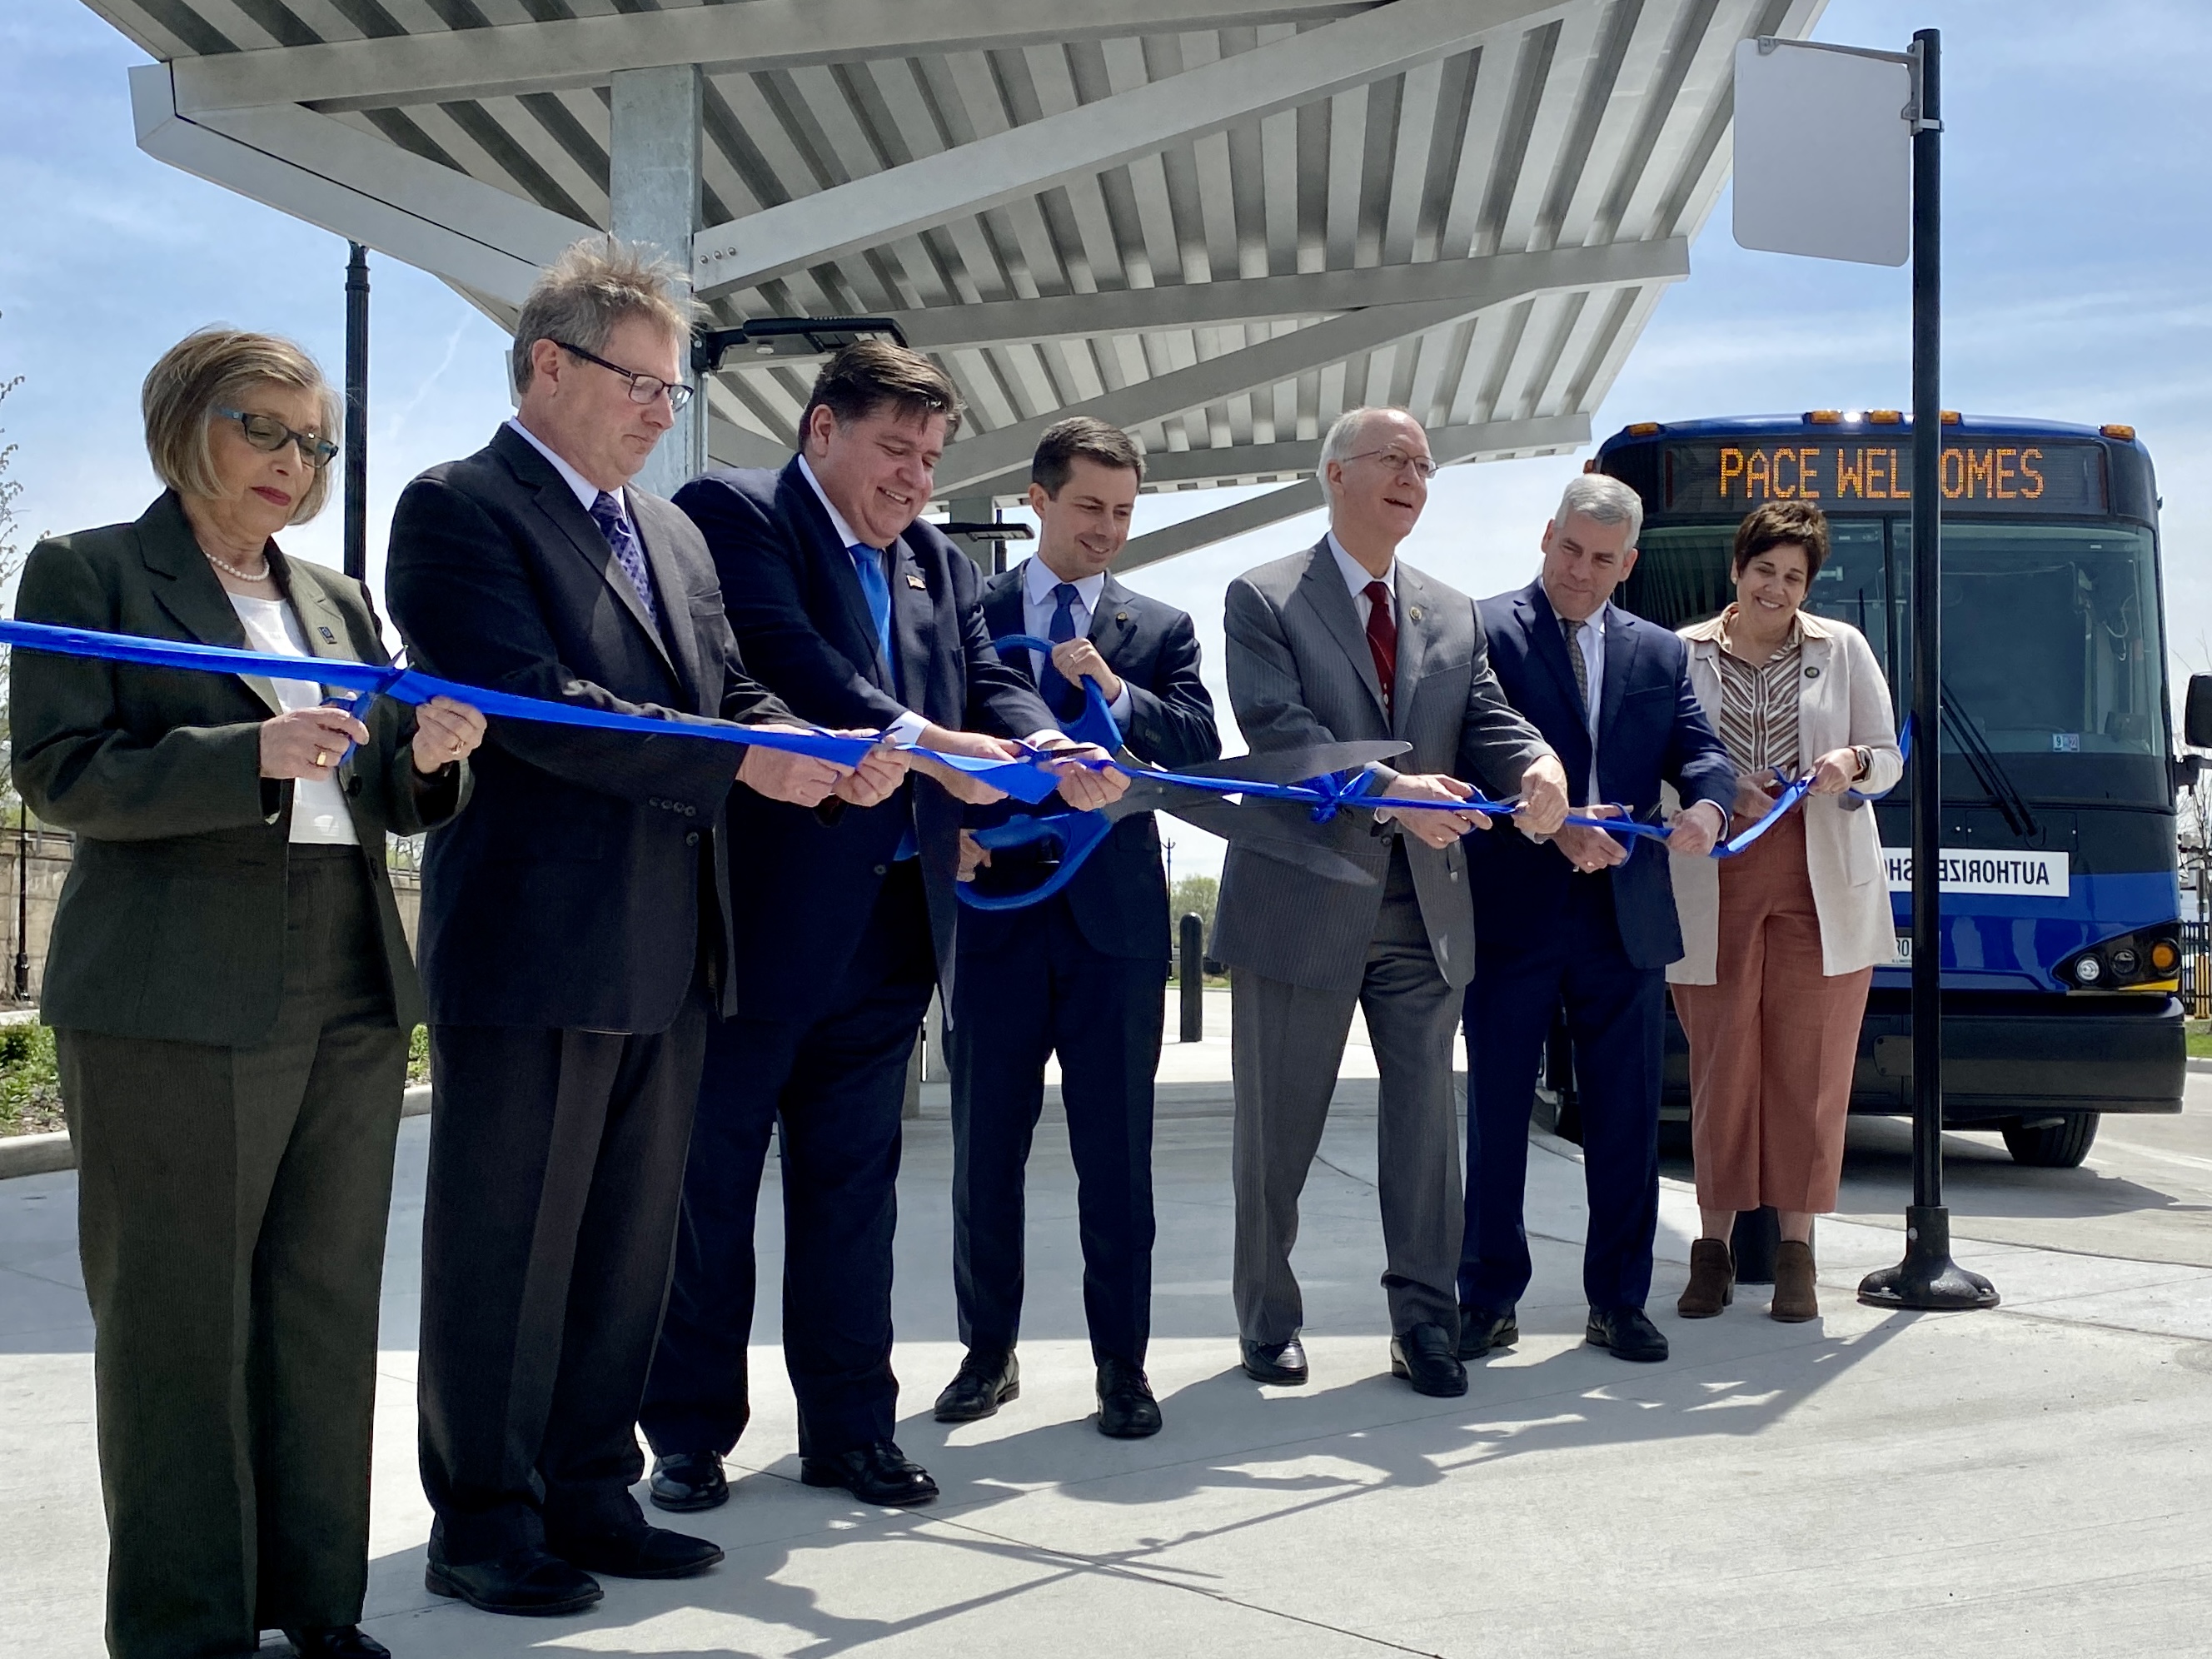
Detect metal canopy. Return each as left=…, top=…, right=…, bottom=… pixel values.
left=88, top=0, right=1826, bottom=561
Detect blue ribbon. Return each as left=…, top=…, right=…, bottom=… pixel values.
left=960, top=620, right=1916, bottom=907
left=0, top=616, right=1064, bottom=804
left=7, top=615, right=1903, bottom=911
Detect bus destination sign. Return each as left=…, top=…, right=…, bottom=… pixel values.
left=1663, top=440, right=2107, bottom=516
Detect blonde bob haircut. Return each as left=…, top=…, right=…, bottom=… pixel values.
left=142, top=328, right=341, bottom=526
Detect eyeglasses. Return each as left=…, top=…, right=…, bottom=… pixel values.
left=1342, top=446, right=1439, bottom=480
left=217, top=407, right=340, bottom=470
left=553, top=340, right=695, bottom=414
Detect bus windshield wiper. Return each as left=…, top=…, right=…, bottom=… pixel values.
left=1940, top=678, right=2039, bottom=839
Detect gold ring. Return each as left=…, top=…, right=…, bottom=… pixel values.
left=314, top=750, right=330, bottom=768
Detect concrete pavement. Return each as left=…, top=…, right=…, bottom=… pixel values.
left=4, top=1027, right=2211, bottom=1657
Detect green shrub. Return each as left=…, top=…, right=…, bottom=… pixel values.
left=0, top=1022, right=60, bottom=1134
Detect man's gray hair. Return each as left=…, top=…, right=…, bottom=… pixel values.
left=1553, top=471, right=1645, bottom=547
left=1319, top=406, right=1402, bottom=472
left=511, top=236, right=698, bottom=396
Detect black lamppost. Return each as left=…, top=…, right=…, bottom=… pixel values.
left=343, top=242, right=370, bottom=582
left=1858, top=27, right=1998, bottom=1312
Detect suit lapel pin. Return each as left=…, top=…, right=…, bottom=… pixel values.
left=1408, top=605, right=1423, bottom=622
left=1805, top=665, right=1821, bottom=678
left=318, top=625, right=336, bottom=643
left=905, top=573, right=928, bottom=590
left=1115, top=610, right=1129, bottom=624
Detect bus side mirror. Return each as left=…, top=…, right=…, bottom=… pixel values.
left=2189, top=675, right=2212, bottom=750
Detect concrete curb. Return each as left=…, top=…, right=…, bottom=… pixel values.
left=2188, top=1057, right=2212, bottom=1075
left=0, top=1130, right=73, bottom=1178
left=0, top=1083, right=432, bottom=1180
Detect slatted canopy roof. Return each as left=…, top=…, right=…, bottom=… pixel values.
left=87, top=0, right=1824, bottom=566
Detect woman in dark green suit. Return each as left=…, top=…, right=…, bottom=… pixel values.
left=11, top=330, right=486, bottom=1659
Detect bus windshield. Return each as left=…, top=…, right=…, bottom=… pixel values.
left=1619, top=516, right=2168, bottom=802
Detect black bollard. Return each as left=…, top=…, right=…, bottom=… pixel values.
left=1178, top=913, right=1204, bottom=1043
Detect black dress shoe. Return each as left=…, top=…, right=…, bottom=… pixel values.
left=424, top=1547, right=602, bottom=1617
left=286, top=1627, right=391, bottom=1659
left=1586, top=1304, right=1670, bottom=1363
left=934, top=1348, right=1019, bottom=1423
left=1239, top=1336, right=1308, bottom=1385
left=1457, top=1305, right=1520, bottom=1361
left=1095, top=1357, right=1163, bottom=1438
left=550, top=1520, right=725, bottom=1580
left=1389, top=1323, right=1468, bottom=1397
left=649, top=1449, right=729, bottom=1512
left=801, top=1440, right=939, bottom=1507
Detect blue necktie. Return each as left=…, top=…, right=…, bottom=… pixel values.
left=590, top=491, right=658, bottom=630
left=848, top=543, right=895, bottom=690
left=1037, top=581, right=1082, bottom=718
left=849, top=542, right=916, bottom=859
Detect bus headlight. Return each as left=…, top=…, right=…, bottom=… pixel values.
left=2060, top=926, right=2182, bottom=992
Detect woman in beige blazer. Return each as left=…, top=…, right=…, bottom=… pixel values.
left=1667, top=501, right=1901, bottom=1323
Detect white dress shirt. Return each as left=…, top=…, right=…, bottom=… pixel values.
left=1327, top=531, right=1397, bottom=626
left=1020, top=557, right=1133, bottom=730
left=506, top=417, right=623, bottom=524
left=227, top=593, right=360, bottom=846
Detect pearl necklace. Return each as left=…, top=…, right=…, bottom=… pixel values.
left=205, top=547, right=272, bottom=582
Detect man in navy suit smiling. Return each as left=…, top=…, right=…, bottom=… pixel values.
left=1461, top=474, right=1736, bottom=1368
left=640, top=346, right=1125, bottom=1513
left=935, top=418, right=1219, bottom=1440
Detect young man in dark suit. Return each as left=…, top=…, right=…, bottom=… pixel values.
left=932, top=418, right=1220, bottom=1438
left=384, top=239, right=874, bottom=1619
left=640, top=346, right=1125, bottom=1512
left=1461, top=474, right=1736, bottom=1368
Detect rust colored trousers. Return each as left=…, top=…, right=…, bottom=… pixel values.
left=1672, top=810, right=1873, bottom=1215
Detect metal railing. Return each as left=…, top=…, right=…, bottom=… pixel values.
left=2184, top=919, right=2211, bottom=1020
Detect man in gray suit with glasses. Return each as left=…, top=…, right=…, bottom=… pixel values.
left=1214, top=406, right=1570, bottom=1398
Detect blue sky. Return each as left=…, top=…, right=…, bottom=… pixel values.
left=3, top=1, right=2207, bottom=872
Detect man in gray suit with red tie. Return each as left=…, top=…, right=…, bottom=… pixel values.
left=1213, top=406, right=1570, bottom=1398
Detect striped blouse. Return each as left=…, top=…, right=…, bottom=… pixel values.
left=1714, top=607, right=1803, bottom=778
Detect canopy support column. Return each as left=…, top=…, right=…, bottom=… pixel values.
left=610, top=64, right=705, bottom=500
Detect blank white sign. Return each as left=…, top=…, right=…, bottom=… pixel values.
left=1732, top=37, right=1912, bottom=267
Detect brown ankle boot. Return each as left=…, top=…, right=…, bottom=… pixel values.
left=1771, top=1240, right=1818, bottom=1322
left=1677, top=1238, right=1734, bottom=1318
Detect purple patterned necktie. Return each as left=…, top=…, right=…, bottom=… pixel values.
left=590, top=491, right=658, bottom=630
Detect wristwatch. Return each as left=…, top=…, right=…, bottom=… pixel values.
left=1851, top=745, right=1871, bottom=780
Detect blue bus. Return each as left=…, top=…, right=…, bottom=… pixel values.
left=1597, top=412, right=2186, bottom=1167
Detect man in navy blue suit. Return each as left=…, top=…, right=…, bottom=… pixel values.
left=638, top=344, right=1124, bottom=1512
left=934, top=418, right=1219, bottom=1440
left=1462, top=473, right=1736, bottom=1366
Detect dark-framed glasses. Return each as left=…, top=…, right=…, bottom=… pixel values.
left=1343, top=446, right=1439, bottom=480
left=553, top=340, right=695, bottom=414
left=217, top=406, right=340, bottom=470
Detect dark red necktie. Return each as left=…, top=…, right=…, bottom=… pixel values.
left=1363, top=580, right=1397, bottom=713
